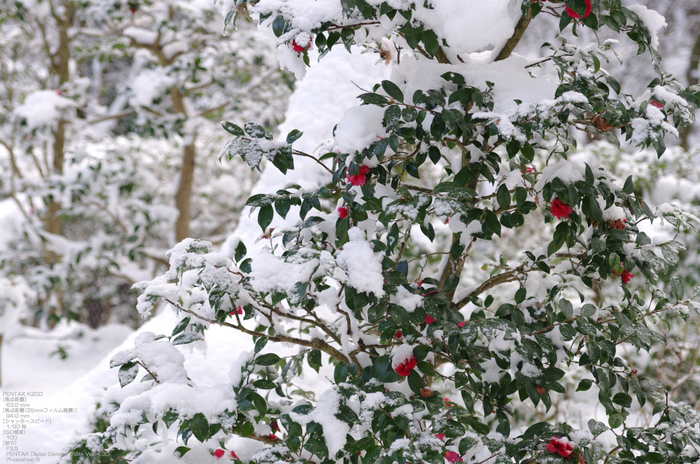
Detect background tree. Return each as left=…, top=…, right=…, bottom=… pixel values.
left=0, top=0, right=291, bottom=355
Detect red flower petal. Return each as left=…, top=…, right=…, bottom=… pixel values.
left=338, top=207, right=349, bottom=219
left=425, top=314, right=436, bottom=324
left=565, top=0, right=592, bottom=18
left=445, top=451, right=463, bottom=462
left=546, top=437, right=575, bottom=458
left=457, top=321, right=467, bottom=328
left=394, top=355, right=417, bottom=377
left=292, top=37, right=312, bottom=52
left=214, top=449, right=225, bottom=458
left=347, top=165, right=370, bottom=186
left=621, top=269, right=634, bottom=285
left=395, top=330, right=403, bottom=339
left=231, top=450, right=239, bottom=460
left=436, top=433, right=445, bottom=441
left=550, top=198, right=574, bottom=219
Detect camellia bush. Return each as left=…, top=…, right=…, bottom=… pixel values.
left=68, top=0, right=700, bottom=463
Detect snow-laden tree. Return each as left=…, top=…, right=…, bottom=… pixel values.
left=69, top=1, right=700, bottom=463
left=0, top=0, right=290, bottom=332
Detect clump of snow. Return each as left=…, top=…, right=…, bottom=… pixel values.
left=228, top=350, right=254, bottom=387
left=390, top=285, right=423, bottom=313
left=391, top=343, right=415, bottom=370
left=631, top=118, right=649, bottom=145
left=535, top=159, right=584, bottom=191
left=133, top=332, right=189, bottom=384
left=627, top=4, right=666, bottom=49
left=335, top=228, right=385, bottom=297
left=334, top=105, right=387, bottom=154
left=13, top=90, right=76, bottom=130
left=411, top=0, right=519, bottom=56
left=128, top=68, right=177, bottom=108
left=602, top=205, right=626, bottom=221
left=289, top=389, right=349, bottom=456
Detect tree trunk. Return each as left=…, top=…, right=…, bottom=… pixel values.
left=175, top=138, right=197, bottom=242
left=44, top=5, right=72, bottom=240
left=680, top=32, right=700, bottom=150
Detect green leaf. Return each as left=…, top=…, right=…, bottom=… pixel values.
left=588, top=419, right=607, bottom=437
left=222, top=122, right=244, bottom=136
left=608, top=413, right=623, bottom=429
left=174, top=446, right=191, bottom=457
left=422, top=29, right=439, bottom=56
left=171, top=317, right=190, bottom=337
left=256, top=353, right=281, bottom=366
left=334, top=362, right=348, bottom=384
left=381, top=80, right=404, bottom=102
left=272, top=15, right=285, bottom=37
left=258, top=205, right=274, bottom=231
left=235, top=241, right=247, bottom=262
left=671, top=276, right=684, bottom=301
left=172, top=332, right=204, bottom=345
left=253, top=379, right=277, bottom=390
left=254, top=337, right=269, bottom=353
left=191, top=413, right=210, bottom=442
left=407, top=370, right=423, bottom=394
left=118, top=361, right=139, bottom=387
left=497, top=184, right=511, bottom=210
left=286, top=129, right=303, bottom=144
left=307, top=349, right=322, bottom=373
left=238, top=421, right=255, bottom=437
left=521, top=421, right=551, bottom=439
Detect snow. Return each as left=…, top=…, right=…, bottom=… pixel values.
left=128, top=68, right=177, bottom=107
left=123, top=26, right=159, bottom=45
left=288, top=389, right=349, bottom=456
left=391, top=344, right=415, bottom=370
left=411, top=0, right=520, bottom=56
left=335, top=227, right=386, bottom=297
left=627, top=4, right=666, bottom=50
left=631, top=117, right=650, bottom=145
left=13, top=90, right=76, bottom=130
left=334, top=105, right=387, bottom=154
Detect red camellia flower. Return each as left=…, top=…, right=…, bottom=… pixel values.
left=546, top=437, right=574, bottom=458
left=292, top=37, right=312, bottom=52
left=214, top=449, right=225, bottom=459
left=425, top=314, right=436, bottom=324
left=394, top=355, right=417, bottom=377
left=621, top=269, right=634, bottom=285
left=436, top=433, right=446, bottom=441
left=565, top=0, right=592, bottom=19
left=338, top=206, right=349, bottom=219
left=651, top=99, right=664, bottom=109
left=395, top=330, right=403, bottom=339
left=347, top=165, right=371, bottom=186
left=445, top=451, right=463, bottom=462
left=231, top=450, right=240, bottom=460
left=550, top=198, right=574, bottom=219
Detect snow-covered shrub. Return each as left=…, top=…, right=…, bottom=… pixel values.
left=68, top=1, right=700, bottom=463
